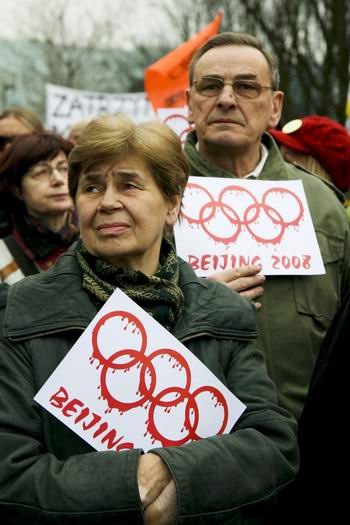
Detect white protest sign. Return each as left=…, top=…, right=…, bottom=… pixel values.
left=174, top=177, right=325, bottom=276
left=46, top=84, right=155, bottom=136
left=157, top=107, right=194, bottom=143
left=34, top=289, right=245, bottom=453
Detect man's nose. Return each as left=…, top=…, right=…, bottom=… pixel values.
left=216, top=84, right=237, bottom=107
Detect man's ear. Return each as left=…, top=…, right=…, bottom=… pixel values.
left=268, top=90, right=284, bottom=129
left=186, top=89, right=194, bottom=124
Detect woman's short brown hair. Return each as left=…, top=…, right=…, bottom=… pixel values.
left=0, top=132, right=72, bottom=191
left=68, top=113, right=189, bottom=202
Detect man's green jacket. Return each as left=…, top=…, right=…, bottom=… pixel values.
left=185, top=131, right=350, bottom=419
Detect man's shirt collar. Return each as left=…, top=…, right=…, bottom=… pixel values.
left=245, top=143, right=269, bottom=179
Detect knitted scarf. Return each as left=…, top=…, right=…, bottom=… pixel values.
left=75, top=238, right=184, bottom=331
left=12, top=211, right=79, bottom=270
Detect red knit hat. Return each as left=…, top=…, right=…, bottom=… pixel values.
left=269, top=116, right=350, bottom=192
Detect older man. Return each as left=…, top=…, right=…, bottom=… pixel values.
left=184, top=32, right=350, bottom=419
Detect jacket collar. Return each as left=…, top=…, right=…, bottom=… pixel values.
left=3, top=246, right=97, bottom=340
left=184, top=130, right=284, bottom=179
left=185, top=130, right=344, bottom=203
left=3, top=243, right=257, bottom=342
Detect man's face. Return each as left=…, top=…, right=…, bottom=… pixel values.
left=187, top=45, right=283, bottom=153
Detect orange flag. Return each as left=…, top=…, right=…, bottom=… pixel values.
left=144, top=11, right=224, bottom=110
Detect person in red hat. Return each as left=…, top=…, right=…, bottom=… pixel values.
left=269, top=115, right=350, bottom=194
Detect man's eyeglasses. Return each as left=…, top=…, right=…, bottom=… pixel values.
left=0, top=135, right=17, bottom=152
left=26, top=163, right=69, bottom=181
left=193, top=76, right=276, bottom=100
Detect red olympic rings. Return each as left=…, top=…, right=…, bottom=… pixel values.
left=92, top=310, right=147, bottom=367
left=181, top=183, right=304, bottom=245
left=91, top=311, right=229, bottom=446
left=148, top=385, right=228, bottom=446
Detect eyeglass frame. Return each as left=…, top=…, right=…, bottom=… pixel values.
left=192, top=76, right=276, bottom=100
left=25, top=161, right=69, bottom=181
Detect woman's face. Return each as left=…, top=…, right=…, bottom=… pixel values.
left=75, top=156, right=181, bottom=275
left=18, top=151, right=73, bottom=219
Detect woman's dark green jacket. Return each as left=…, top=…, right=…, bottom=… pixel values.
left=0, top=245, right=298, bottom=524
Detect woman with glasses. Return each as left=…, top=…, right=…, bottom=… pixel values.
left=0, top=132, right=78, bottom=284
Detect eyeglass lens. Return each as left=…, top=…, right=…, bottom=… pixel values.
left=196, top=78, right=262, bottom=99
left=29, top=163, right=69, bottom=179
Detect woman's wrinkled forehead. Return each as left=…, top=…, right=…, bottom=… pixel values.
left=79, top=154, right=154, bottom=181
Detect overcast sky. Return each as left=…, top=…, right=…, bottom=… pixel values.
left=0, top=0, right=172, bottom=46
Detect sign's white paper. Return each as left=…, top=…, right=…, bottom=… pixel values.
left=34, top=289, right=246, bottom=453
left=174, top=177, right=325, bottom=275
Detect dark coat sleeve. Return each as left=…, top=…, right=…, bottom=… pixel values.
left=0, top=331, right=144, bottom=525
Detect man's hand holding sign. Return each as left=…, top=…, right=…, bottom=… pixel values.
left=208, top=264, right=266, bottom=309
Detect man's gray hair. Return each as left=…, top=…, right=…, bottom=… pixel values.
left=189, top=32, right=280, bottom=89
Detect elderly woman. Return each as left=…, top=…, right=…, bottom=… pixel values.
left=0, top=132, right=78, bottom=283
left=0, top=114, right=298, bottom=525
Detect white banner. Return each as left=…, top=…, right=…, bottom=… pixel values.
left=46, top=84, right=155, bottom=136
